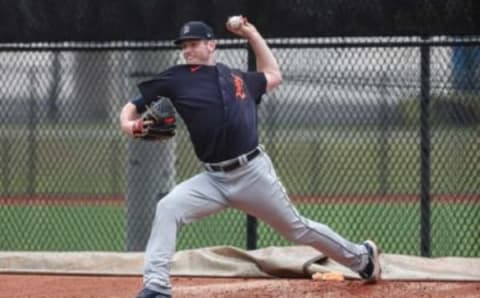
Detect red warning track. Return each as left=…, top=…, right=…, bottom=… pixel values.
left=0, top=194, right=478, bottom=206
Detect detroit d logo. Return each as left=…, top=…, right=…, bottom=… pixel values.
left=183, top=25, right=190, bottom=34
left=231, top=74, right=246, bottom=100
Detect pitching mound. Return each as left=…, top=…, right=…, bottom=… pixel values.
left=1, top=274, right=480, bottom=298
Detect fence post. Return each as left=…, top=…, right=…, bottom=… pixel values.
left=246, top=44, right=258, bottom=250
left=246, top=0, right=259, bottom=249
left=420, top=39, right=431, bottom=257
left=125, top=52, right=177, bottom=251
left=125, top=140, right=176, bottom=251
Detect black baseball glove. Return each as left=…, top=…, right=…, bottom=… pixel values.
left=132, top=97, right=176, bottom=141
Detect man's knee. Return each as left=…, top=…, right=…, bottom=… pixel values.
left=281, top=218, right=320, bottom=244
left=154, top=197, right=180, bottom=222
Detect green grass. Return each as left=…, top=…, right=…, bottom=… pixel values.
left=1, top=202, right=478, bottom=257
left=0, top=205, right=125, bottom=251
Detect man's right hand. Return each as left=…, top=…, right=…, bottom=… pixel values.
left=225, top=17, right=258, bottom=39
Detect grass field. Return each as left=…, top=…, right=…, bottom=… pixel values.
left=1, top=202, right=478, bottom=257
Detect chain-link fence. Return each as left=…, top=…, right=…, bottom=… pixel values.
left=1, top=38, right=479, bottom=257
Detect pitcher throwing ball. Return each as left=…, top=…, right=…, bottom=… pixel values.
left=119, top=17, right=381, bottom=298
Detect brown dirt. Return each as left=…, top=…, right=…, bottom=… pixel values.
left=1, top=274, right=479, bottom=298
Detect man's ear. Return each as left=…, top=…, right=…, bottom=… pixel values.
left=207, top=40, right=217, bottom=52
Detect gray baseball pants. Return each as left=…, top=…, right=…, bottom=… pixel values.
left=143, top=146, right=370, bottom=295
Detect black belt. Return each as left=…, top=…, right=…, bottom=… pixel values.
left=205, top=148, right=261, bottom=172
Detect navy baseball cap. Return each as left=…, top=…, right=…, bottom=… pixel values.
left=174, top=21, right=215, bottom=45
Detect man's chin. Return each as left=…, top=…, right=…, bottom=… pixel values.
left=186, top=59, right=207, bottom=65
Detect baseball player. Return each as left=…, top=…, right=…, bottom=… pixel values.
left=120, top=18, right=381, bottom=298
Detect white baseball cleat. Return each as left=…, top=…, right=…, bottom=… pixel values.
left=359, top=240, right=381, bottom=283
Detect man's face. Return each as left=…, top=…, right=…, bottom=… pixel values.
left=180, top=39, right=216, bottom=65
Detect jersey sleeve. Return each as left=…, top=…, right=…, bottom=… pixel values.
left=243, top=72, right=267, bottom=104
left=134, top=68, right=174, bottom=113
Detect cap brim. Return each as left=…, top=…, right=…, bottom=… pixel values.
left=174, top=35, right=213, bottom=45
left=174, top=37, right=199, bottom=45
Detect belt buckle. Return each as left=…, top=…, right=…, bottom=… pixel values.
left=205, top=148, right=259, bottom=172
left=223, top=161, right=240, bottom=172
left=204, top=160, right=237, bottom=172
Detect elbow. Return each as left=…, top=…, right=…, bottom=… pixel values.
left=274, top=71, right=283, bottom=86
left=266, top=70, right=282, bottom=92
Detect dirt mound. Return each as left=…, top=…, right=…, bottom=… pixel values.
left=1, top=274, right=479, bottom=298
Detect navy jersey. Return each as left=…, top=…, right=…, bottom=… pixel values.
left=133, top=63, right=267, bottom=163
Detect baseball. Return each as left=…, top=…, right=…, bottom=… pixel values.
left=228, top=16, right=243, bottom=29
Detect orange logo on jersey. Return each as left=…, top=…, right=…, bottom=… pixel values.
left=190, top=65, right=201, bottom=72
left=231, top=74, right=246, bottom=100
